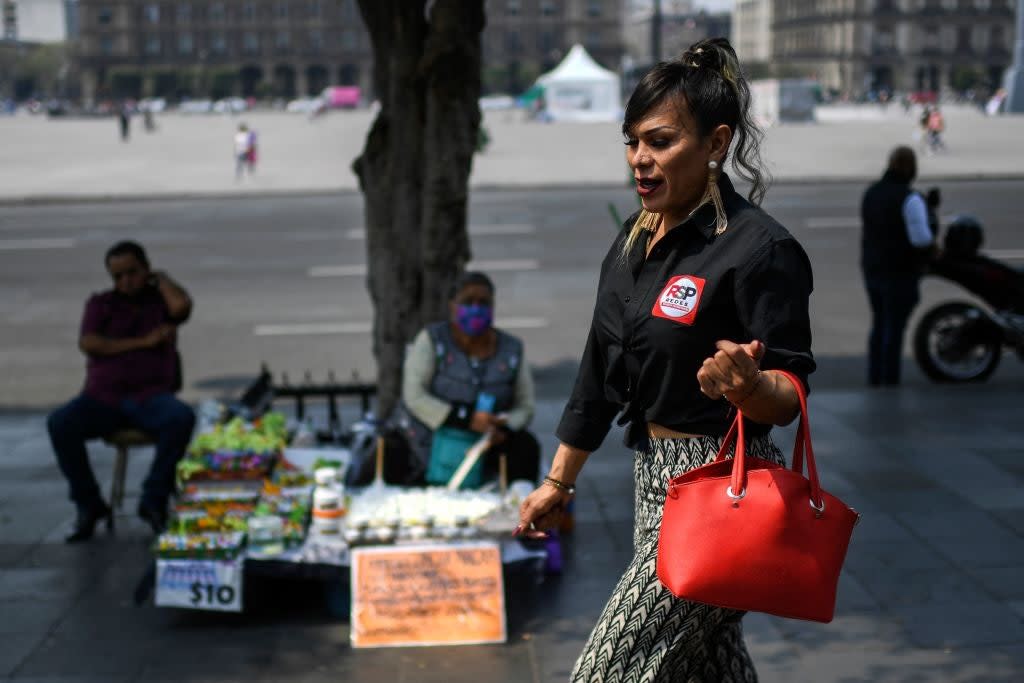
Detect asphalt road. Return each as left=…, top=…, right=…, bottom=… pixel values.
left=3, top=179, right=1023, bottom=409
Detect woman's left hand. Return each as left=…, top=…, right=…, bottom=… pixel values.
left=697, top=339, right=764, bottom=401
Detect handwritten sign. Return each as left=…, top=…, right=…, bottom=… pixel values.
left=155, top=558, right=243, bottom=612
left=350, top=542, right=506, bottom=648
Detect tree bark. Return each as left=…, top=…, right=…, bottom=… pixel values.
left=353, top=0, right=484, bottom=418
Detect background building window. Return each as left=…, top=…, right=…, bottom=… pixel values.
left=309, top=0, right=322, bottom=18
left=275, top=1, right=289, bottom=19
left=243, top=31, right=259, bottom=54
left=179, top=32, right=193, bottom=54
left=97, top=5, right=112, bottom=25
left=506, top=0, right=521, bottom=16
left=309, top=29, right=323, bottom=53
left=340, top=0, right=356, bottom=20
left=144, top=3, right=159, bottom=24
left=2, top=1, right=15, bottom=40
left=209, top=2, right=225, bottom=22
left=144, top=34, right=161, bottom=55
left=505, top=30, right=521, bottom=54
left=100, top=36, right=114, bottom=54
left=243, top=2, right=256, bottom=23
left=587, top=0, right=602, bottom=17
left=540, top=0, right=559, bottom=17
left=177, top=2, right=191, bottom=23
left=211, top=32, right=227, bottom=54
left=341, top=29, right=356, bottom=50
left=276, top=30, right=290, bottom=52
left=972, top=25, right=990, bottom=51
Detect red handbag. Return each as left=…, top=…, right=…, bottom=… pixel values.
left=656, top=370, right=859, bottom=623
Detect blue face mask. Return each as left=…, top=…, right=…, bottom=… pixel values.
left=455, top=304, right=493, bottom=337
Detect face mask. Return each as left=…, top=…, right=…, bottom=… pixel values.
left=455, top=304, right=493, bottom=337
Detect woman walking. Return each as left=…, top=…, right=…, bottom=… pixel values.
left=516, top=38, right=816, bottom=682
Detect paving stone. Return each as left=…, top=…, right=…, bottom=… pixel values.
left=927, top=531, right=1024, bottom=569
left=888, top=600, right=1024, bottom=648
left=848, top=566, right=991, bottom=608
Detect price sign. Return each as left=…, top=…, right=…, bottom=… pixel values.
left=155, top=558, right=243, bottom=612
left=351, top=542, right=506, bottom=648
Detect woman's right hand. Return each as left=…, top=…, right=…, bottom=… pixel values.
left=516, top=482, right=572, bottom=539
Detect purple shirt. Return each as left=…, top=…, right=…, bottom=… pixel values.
left=80, top=287, right=178, bottom=404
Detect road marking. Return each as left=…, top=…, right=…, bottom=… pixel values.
left=309, top=264, right=367, bottom=277
left=0, top=238, right=76, bottom=250
left=986, top=249, right=1024, bottom=260
left=803, top=217, right=859, bottom=230
left=345, top=224, right=536, bottom=240
left=254, top=322, right=373, bottom=336
left=308, top=258, right=540, bottom=278
left=254, top=317, right=549, bottom=337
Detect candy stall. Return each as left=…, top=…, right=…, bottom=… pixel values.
left=150, top=407, right=547, bottom=644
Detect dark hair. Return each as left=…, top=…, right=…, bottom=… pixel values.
left=622, top=37, right=769, bottom=206
left=105, top=241, right=150, bottom=269
left=886, top=146, right=917, bottom=183
left=450, top=271, right=495, bottom=300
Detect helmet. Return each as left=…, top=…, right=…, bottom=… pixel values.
left=943, top=215, right=984, bottom=256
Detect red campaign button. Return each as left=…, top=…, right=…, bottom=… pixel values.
left=651, top=274, right=705, bottom=326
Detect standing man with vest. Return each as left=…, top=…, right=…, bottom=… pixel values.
left=860, top=147, right=935, bottom=386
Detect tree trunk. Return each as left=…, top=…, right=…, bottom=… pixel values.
left=353, top=0, right=484, bottom=418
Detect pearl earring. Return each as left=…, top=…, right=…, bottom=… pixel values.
left=708, top=160, right=719, bottom=170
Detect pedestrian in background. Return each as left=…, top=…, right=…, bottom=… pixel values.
left=118, top=103, right=131, bottom=141
left=925, top=107, right=946, bottom=153
left=860, top=146, right=935, bottom=386
left=517, top=38, right=815, bottom=681
left=234, top=123, right=254, bottom=178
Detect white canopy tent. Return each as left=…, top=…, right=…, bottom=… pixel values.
left=536, top=44, right=622, bottom=123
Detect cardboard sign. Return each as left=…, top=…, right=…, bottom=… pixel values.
left=351, top=542, right=506, bottom=648
left=155, top=558, right=243, bottom=612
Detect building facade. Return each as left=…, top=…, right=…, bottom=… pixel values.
left=625, top=6, right=731, bottom=65
left=74, top=0, right=625, bottom=103
left=482, top=0, right=625, bottom=94
left=733, top=0, right=772, bottom=64
left=3, top=0, right=74, bottom=43
left=75, top=0, right=372, bottom=103
left=772, top=0, right=1018, bottom=96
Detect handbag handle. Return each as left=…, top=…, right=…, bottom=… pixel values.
left=712, top=369, right=824, bottom=511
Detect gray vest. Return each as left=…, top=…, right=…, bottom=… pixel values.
left=395, top=322, right=523, bottom=473
left=426, top=321, right=522, bottom=414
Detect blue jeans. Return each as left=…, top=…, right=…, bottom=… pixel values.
left=47, top=393, right=195, bottom=510
left=864, top=273, right=920, bottom=386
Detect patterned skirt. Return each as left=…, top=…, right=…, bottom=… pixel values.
left=570, top=434, right=786, bottom=683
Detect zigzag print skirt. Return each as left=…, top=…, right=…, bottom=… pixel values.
left=570, top=433, right=786, bottom=683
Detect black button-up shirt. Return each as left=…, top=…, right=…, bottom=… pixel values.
left=556, top=174, right=816, bottom=451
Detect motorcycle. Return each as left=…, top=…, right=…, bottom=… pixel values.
left=913, top=216, right=1024, bottom=382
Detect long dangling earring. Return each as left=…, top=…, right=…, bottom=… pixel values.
left=635, top=208, right=660, bottom=232
left=701, top=159, right=728, bottom=235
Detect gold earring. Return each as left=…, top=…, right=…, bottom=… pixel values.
left=703, top=160, right=727, bottom=235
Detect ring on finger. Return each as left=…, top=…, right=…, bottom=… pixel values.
left=529, top=522, right=536, bottom=531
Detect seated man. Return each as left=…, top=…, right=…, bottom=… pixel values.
left=391, top=271, right=540, bottom=487
left=47, top=241, right=195, bottom=542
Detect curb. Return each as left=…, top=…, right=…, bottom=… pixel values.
left=2, top=174, right=1023, bottom=206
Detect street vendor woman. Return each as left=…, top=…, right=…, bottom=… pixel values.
left=392, top=271, right=540, bottom=487
left=47, top=241, right=195, bottom=543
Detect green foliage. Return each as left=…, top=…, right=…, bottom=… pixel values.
left=950, top=66, right=983, bottom=93
left=108, top=68, right=143, bottom=99
left=209, top=68, right=238, bottom=100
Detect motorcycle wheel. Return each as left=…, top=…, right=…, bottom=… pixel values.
left=913, top=301, right=1001, bottom=382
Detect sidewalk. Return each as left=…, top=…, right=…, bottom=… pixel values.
left=2, top=381, right=1023, bottom=682
left=1, top=105, right=1022, bottom=203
